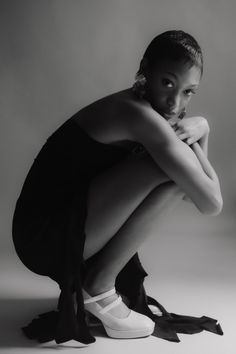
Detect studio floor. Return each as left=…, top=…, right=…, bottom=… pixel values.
left=0, top=207, right=235, bottom=354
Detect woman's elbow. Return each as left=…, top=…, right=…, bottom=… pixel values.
left=204, top=202, right=223, bottom=216
left=201, top=195, right=223, bottom=216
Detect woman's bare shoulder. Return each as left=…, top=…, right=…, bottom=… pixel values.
left=72, top=89, right=148, bottom=144
left=116, top=90, right=178, bottom=146
left=72, top=88, right=176, bottom=146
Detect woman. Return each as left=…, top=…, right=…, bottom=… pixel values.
left=12, top=30, right=223, bottom=345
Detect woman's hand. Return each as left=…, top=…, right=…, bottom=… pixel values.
left=168, top=116, right=210, bottom=145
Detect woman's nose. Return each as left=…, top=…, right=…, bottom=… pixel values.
left=166, top=94, right=180, bottom=112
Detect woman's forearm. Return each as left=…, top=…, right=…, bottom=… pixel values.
left=168, top=118, right=222, bottom=208
left=190, top=141, right=218, bottom=182
left=190, top=140, right=222, bottom=209
left=198, top=131, right=209, bottom=157
left=182, top=135, right=222, bottom=208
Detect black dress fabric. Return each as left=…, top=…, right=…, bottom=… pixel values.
left=12, top=116, right=223, bottom=344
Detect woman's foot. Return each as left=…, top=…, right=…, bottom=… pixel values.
left=82, top=264, right=130, bottom=318
left=82, top=286, right=155, bottom=339
left=82, top=257, right=155, bottom=339
left=83, top=283, right=131, bottom=319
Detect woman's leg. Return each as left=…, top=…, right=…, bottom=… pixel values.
left=83, top=151, right=171, bottom=260
left=83, top=151, right=185, bottom=301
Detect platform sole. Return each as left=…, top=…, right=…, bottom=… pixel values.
left=103, top=323, right=155, bottom=339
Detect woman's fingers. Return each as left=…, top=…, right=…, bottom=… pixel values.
left=175, top=129, right=183, bottom=135
left=176, top=132, right=189, bottom=140
left=169, top=122, right=192, bottom=143
left=168, top=118, right=178, bottom=126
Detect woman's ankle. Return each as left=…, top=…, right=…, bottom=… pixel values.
left=82, top=268, right=116, bottom=296
left=83, top=280, right=116, bottom=296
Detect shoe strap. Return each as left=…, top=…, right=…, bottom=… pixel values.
left=84, top=287, right=116, bottom=304
left=99, top=295, right=122, bottom=314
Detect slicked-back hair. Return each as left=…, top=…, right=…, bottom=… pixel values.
left=138, top=30, right=203, bottom=77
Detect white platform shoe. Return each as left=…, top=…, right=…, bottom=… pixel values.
left=82, top=287, right=155, bottom=339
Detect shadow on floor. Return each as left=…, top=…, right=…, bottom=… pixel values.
left=0, top=297, right=106, bottom=349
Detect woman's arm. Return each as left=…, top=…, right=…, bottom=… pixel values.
left=182, top=130, right=209, bottom=202
left=120, top=101, right=223, bottom=215
left=197, top=130, right=209, bottom=157
left=191, top=140, right=213, bottom=177
left=182, top=135, right=215, bottom=203
left=171, top=118, right=210, bottom=202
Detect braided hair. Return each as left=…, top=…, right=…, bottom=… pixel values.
left=137, top=30, right=203, bottom=77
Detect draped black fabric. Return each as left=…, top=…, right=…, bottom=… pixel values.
left=12, top=116, right=223, bottom=345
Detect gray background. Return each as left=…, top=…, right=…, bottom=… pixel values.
left=0, top=1, right=235, bottom=353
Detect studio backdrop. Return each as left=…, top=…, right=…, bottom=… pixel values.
left=0, top=0, right=235, bottom=267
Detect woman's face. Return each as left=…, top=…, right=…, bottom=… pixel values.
left=144, top=58, right=201, bottom=120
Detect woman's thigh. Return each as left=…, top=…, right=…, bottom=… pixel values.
left=83, top=150, right=171, bottom=259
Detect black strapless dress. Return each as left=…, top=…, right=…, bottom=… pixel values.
left=12, top=115, right=223, bottom=344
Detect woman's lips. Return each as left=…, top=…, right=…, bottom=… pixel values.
left=160, top=110, right=178, bottom=119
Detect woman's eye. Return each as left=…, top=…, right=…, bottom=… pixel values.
left=184, top=89, right=195, bottom=96
left=162, top=78, right=174, bottom=88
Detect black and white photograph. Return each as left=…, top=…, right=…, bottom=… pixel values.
left=0, top=1, right=235, bottom=353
